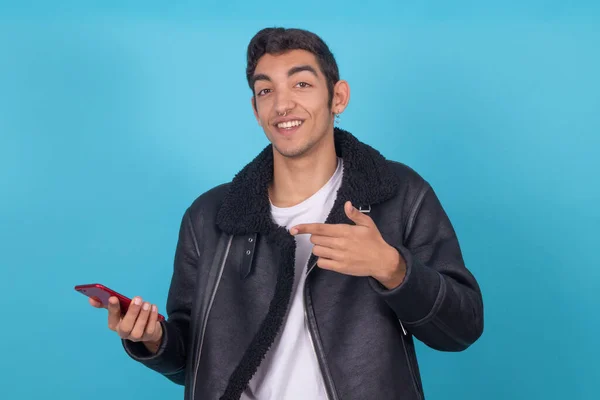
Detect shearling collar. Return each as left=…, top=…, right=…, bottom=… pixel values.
left=216, top=127, right=400, bottom=236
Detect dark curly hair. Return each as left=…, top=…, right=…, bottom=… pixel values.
left=246, top=27, right=340, bottom=108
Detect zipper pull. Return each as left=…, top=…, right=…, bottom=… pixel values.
left=399, top=321, right=407, bottom=336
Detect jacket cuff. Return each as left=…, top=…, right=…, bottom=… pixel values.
left=369, top=244, right=444, bottom=324
left=121, top=320, right=185, bottom=375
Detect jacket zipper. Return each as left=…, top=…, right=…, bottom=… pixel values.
left=304, top=262, right=412, bottom=399
left=190, top=235, right=233, bottom=400
left=303, top=261, right=338, bottom=400
left=397, top=306, right=418, bottom=398
left=400, top=333, right=423, bottom=400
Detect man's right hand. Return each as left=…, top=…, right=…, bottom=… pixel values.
left=89, top=296, right=163, bottom=354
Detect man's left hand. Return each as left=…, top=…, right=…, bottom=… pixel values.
left=290, top=201, right=407, bottom=289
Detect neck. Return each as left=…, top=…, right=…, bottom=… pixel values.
left=269, top=134, right=338, bottom=208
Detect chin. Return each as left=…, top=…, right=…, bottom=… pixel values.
left=273, top=143, right=312, bottom=159
left=268, top=128, right=327, bottom=159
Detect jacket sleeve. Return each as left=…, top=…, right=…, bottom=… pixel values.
left=121, top=207, right=200, bottom=384
left=369, top=182, right=484, bottom=351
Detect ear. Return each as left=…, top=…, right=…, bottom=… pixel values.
left=332, top=79, right=350, bottom=115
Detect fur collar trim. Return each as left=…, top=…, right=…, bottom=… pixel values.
left=216, top=128, right=399, bottom=234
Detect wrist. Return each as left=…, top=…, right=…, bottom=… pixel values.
left=374, top=246, right=407, bottom=290
left=143, top=324, right=163, bottom=354
left=143, top=341, right=160, bottom=354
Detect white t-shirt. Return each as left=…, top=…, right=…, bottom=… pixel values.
left=241, top=157, right=344, bottom=400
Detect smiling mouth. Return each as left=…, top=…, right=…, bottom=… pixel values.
left=276, top=120, right=304, bottom=129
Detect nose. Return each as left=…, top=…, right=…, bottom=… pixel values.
left=274, top=89, right=295, bottom=116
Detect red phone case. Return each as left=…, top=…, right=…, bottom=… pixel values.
left=75, top=283, right=165, bottom=321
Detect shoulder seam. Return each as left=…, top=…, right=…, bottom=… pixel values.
left=185, top=207, right=201, bottom=259
left=403, top=181, right=431, bottom=242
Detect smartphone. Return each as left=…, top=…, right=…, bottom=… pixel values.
left=74, top=283, right=165, bottom=321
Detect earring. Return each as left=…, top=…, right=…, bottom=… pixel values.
left=335, top=111, right=341, bottom=125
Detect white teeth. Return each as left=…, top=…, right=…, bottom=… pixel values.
left=277, top=120, right=302, bottom=129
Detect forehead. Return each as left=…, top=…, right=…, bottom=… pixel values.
left=254, top=49, right=322, bottom=78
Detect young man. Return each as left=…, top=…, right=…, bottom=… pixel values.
left=90, top=27, right=484, bottom=400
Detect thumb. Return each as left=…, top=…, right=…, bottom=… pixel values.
left=344, top=201, right=373, bottom=227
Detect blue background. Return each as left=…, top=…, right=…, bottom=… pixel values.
left=1, top=1, right=598, bottom=399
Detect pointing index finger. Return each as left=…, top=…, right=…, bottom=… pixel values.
left=290, top=223, right=344, bottom=237
left=290, top=223, right=322, bottom=236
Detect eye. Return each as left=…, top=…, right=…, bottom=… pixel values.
left=296, top=82, right=311, bottom=88
left=257, top=88, right=271, bottom=96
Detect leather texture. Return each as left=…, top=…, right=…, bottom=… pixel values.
left=122, top=128, right=484, bottom=400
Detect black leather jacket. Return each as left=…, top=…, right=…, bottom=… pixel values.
left=123, top=128, right=484, bottom=400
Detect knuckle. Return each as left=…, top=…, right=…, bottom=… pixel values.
left=130, top=329, right=143, bottom=340
left=117, top=323, right=131, bottom=336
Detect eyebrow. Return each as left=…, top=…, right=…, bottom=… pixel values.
left=252, top=64, right=319, bottom=88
